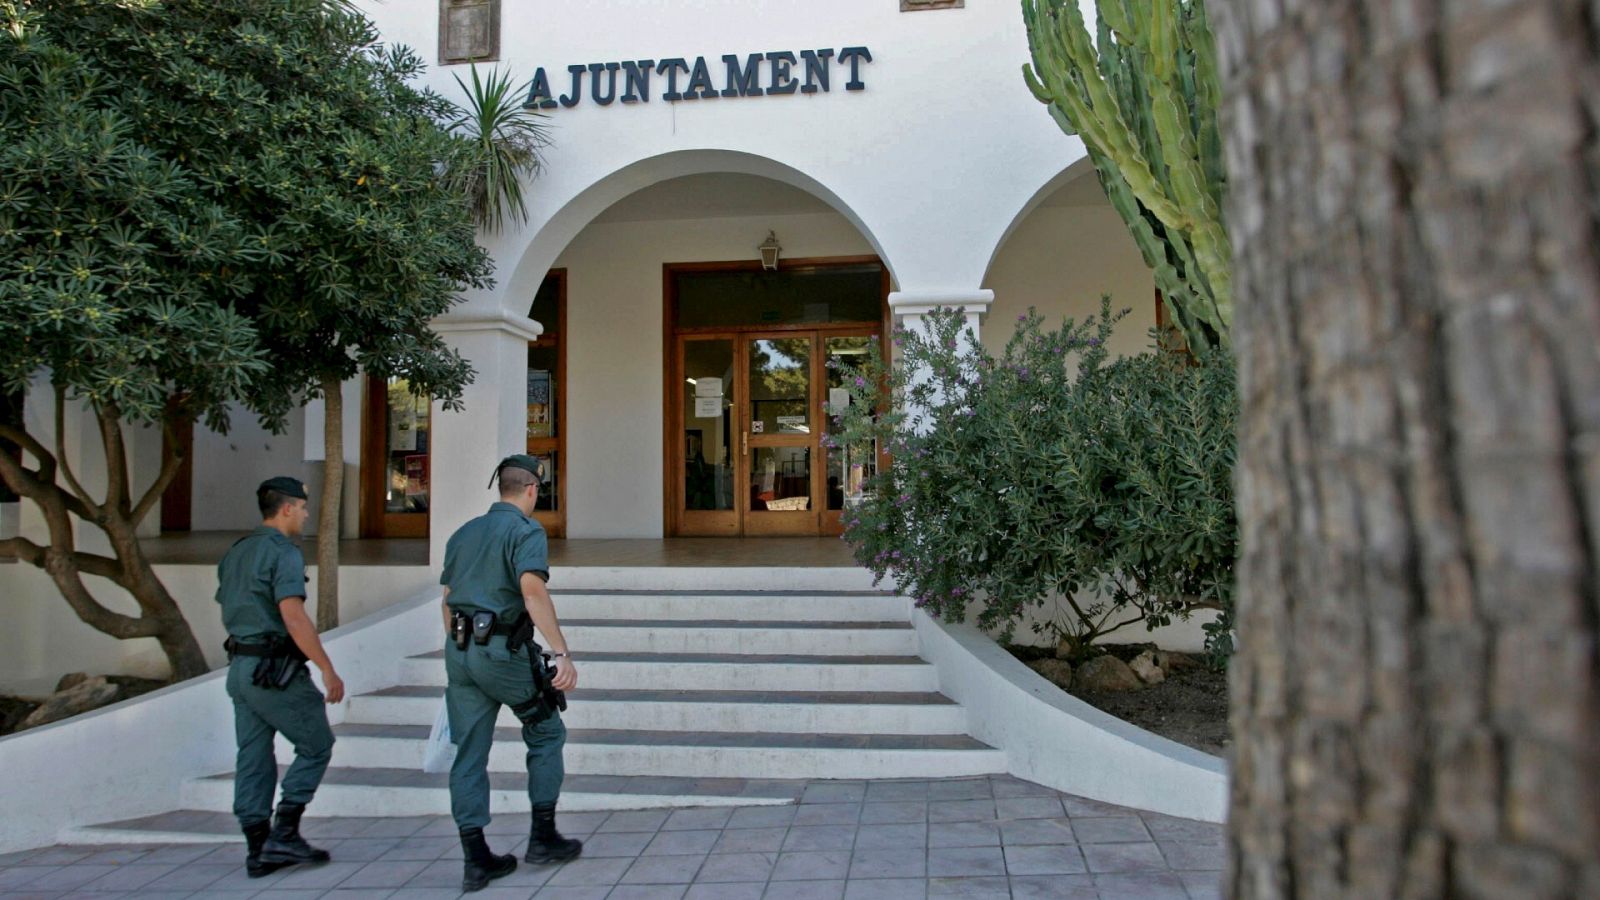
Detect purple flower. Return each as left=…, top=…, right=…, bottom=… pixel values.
left=1088, top=338, right=1102, bottom=347
left=854, top=376, right=866, bottom=388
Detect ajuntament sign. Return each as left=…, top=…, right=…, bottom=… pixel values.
left=523, top=47, right=874, bottom=109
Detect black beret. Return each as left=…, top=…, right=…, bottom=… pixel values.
left=258, top=476, right=308, bottom=500
left=488, top=454, right=545, bottom=488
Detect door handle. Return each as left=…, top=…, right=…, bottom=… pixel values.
left=741, top=431, right=748, bottom=457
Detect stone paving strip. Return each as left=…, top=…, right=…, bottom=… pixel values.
left=0, top=775, right=1223, bottom=900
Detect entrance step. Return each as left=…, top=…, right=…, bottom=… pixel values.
left=348, top=685, right=971, bottom=735
left=398, top=651, right=941, bottom=692
left=540, top=619, right=917, bottom=655
left=68, top=583, right=1024, bottom=845
left=327, top=723, right=1005, bottom=780
left=550, top=591, right=908, bottom=622
left=179, top=768, right=805, bottom=818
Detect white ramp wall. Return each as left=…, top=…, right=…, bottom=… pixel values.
left=0, top=586, right=445, bottom=855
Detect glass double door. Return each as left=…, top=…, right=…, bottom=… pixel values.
left=676, top=330, right=877, bottom=536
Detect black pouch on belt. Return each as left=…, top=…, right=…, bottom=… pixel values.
left=451, top=610, right=471, bottom=650
left=471, top=610, right=497, bottom=645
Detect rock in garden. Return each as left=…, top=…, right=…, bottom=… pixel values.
left=1027, top=659, right=1073, bottom=689
left=18, top=677, right=120, bottom=730
left=1130, top=650, right=1166, bottom=686
left=54, top=672, right=90, bottom=693
left=1073, top=655, right=1144, bottom=693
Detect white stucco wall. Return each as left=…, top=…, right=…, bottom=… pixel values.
left=0, top=563, right=431, bottom=695
left=188, top=413, right=309, bottom=533
left=982, top=203, right=1158, bottom=358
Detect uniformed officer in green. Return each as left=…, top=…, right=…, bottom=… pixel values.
left=216, top=476, right=345, bottom=878
left=441, top=455, right=581, bottom=892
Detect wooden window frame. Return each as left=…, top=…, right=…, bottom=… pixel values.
left=526, top=269, right=567, bottom=538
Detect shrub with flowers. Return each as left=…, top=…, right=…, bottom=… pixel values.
left=830, top=298, right=1237, bottom=664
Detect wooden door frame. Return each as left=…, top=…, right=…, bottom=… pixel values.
left=526, top=269, right=567, bottom=538
left=159, top=413, right=193, bottom=532
left=359, top=376, right=429, bottom=538
left=662, top=255, right=890, bottom=537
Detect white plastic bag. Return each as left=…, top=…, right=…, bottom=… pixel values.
left=422, top=698, right=457, bottom=774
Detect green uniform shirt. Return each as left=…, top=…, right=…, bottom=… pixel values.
left=441, top=502, right=550, bottom=619
left=216, top=526, right=307, bottom=641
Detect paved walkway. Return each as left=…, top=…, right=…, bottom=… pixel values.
left=0, top=776, right=1223, bottom=900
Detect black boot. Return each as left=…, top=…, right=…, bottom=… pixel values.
left=524, top=802, right=583, bottom=865
left=242, top=820, right=285, bottom=878
left=260, top=802, right=331, bottom=866
left=460, top=827, right=517, bottom=892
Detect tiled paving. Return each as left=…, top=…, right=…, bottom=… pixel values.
left=0, top=776, right=1223, bottom=899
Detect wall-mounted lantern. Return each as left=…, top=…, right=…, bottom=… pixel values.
left=758, top=231, right=783, bottom=271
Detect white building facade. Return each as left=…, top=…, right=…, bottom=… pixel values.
left=386, top=0, right=1157, bottom=555
left=0, top=0, right=1160, bottom=689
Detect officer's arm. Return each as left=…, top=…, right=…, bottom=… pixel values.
left=521, top=573, right=577, bottom=691
left=441, top=587, right=451, bottom=636
left=279, top=598, right=345, bottom=704
left=520, top=573, right=569, bottom=655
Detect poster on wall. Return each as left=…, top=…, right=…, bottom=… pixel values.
left=527, top=370, right=552, bottom=438
left=404, top=455, right=428, bottom=497
left=694, top=397, right=721, bottom=419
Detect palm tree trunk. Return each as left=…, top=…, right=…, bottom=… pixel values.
left=315, top=377, right=343, bottom=632
left=1212, top=0, right=1600, bottom=896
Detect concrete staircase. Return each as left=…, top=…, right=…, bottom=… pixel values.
left=70, top=585, right=1008, bottom=841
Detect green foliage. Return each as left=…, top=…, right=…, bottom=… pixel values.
left=2, top=0, right=495, bottom=428
left=831, top=300, right=1238, bottom=664
left=0, top=0, right=269, bottom=426
left=0, top=0, right=498, bottom=674
left=445, top=64, right=551, bottom=234
left=1022, top=0, right=1231, bottom=350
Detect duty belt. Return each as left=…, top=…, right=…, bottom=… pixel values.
left=224, top=636, right=300, bottom=659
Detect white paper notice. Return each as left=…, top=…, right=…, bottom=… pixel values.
left=828, top=388, right=850, bottom=413
left=694, top=397, right=722, bottom=418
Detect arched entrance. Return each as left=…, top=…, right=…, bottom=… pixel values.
left=502, top=157, right=897, bottom=539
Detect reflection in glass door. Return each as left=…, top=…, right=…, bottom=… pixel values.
left=679, top=337, right=738, bottom=536
left=673, top=330, right=880, bottom=537
left=822, top=335, right=877, bottom=535
left=745, top=335, right=816, bottom=534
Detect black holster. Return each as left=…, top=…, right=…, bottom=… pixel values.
left=504, top=615, right=567, bottom=725
left=226, top=636, right=307, bottom=691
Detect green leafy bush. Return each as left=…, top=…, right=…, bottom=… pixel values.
left=831, top=299, right=1237, bottom=664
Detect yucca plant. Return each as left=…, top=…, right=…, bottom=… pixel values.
left=446, top=64, right=552, bottom=233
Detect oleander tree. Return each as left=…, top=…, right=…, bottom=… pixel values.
left=0, top=0, right=494, bottom=674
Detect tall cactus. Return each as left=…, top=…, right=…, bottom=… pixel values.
left=1022, top=0, right=1231, bottom=349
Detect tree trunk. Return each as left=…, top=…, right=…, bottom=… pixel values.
left=1212, top=0, right=1600, bottom=896
left=316, top=376, right=343, bottom=632
left=0, top=402, right=210, bottom=680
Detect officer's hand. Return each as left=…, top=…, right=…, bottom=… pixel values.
left=320, top=667, right=346, bottom=704
left=552, top=657, right=577, bottom=692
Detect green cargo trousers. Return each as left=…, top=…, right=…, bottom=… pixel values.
left=225, top=656, right=335, bottom=827
left=444, top=637, right=566, bottom=831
